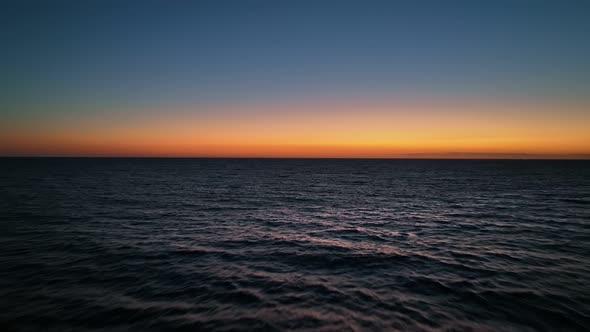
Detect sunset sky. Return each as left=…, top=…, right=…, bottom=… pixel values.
left=2, top=1, right=589, bottom=158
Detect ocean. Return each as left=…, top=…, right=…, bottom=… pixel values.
left=1, top=158, right=589, bottom=331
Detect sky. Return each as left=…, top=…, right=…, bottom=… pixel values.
left=1, top=0, right=589, bottom=158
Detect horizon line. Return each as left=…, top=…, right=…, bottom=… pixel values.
left=2, top=151, right=590, bottom=160
left=2, top=156, right=590, bottom=160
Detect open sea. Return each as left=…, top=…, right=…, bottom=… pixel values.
left=0, top=158, right=589, bottom=331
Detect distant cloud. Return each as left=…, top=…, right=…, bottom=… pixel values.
left=398, top=152, right=590, bottom=160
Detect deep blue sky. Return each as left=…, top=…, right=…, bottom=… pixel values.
left=2, top=0, right=590, bottom=113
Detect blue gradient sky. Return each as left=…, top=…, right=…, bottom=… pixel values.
left=2, top=0, right=589, bottom=157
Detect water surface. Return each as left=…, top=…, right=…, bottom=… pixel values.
left=1, top=158, right=589, bottom=331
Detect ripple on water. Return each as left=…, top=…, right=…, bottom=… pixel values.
left=1, top=159, right=589, bottom=331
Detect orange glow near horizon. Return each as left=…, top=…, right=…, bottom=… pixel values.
left=2, top=98, right=589, bottom=158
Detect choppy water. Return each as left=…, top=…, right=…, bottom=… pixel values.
left=1, top=158, right=589, bottom=331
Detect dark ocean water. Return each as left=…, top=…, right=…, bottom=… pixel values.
left=1, top=158, right=589, bottom=332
